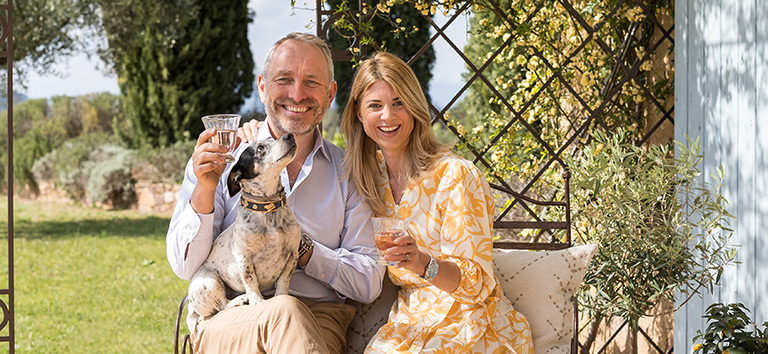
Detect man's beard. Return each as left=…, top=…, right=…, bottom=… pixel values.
left=266, top=97, right=328, bottom=136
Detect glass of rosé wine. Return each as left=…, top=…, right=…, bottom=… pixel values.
left=202, top=114, right=241, bottom=163
left=372, top=217, right=407, bottom=266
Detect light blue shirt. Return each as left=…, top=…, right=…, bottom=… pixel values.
left=166, top=126, right=385, bottom=304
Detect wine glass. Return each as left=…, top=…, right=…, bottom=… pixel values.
left=202, top=114, right=241, bottom=162
left=372, top=217, right=406, bottom=266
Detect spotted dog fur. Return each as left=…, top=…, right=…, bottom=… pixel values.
left=187, top=133, right=301, bottom=319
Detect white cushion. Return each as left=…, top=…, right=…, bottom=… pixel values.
left=344, top=244, right=597, bottom=354
left=493, top=244, right=598, bottom=354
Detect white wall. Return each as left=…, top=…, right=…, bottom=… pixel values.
left=674, top=0, right=768, bottom=352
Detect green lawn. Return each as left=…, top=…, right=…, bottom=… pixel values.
left=0, top=196, right=188, bottom=353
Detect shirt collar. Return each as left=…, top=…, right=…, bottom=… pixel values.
left=256, top=120, right=331, bottom=162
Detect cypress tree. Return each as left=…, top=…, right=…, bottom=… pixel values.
left=327, top=0, right=435, bottom=114
left=116, top=0, right=254, bottom=148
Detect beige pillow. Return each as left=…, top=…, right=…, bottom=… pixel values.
left=493, top=244, right=598, bottom=354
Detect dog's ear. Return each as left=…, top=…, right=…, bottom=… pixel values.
left=227, top=146, right=253, bottom=197
left=227, top=167, right=242, bottom=197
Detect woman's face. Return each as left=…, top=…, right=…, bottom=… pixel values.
left=357, top=80, right=414, bottom=158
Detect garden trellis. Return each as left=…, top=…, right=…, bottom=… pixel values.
left=315, top=0, right=674, bottom=352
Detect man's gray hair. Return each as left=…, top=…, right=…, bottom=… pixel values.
left=263, top=32, right=335, bottom=84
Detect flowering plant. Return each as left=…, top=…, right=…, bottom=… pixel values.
left=692, top=302, right=768, bottom=354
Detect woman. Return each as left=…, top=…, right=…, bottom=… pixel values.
left=341, top=52, right=533, bottom=354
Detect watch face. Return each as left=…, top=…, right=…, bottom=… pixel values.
left=298, top=234, right=313, bottom=257
left=425, top=255, right=439, bottom=280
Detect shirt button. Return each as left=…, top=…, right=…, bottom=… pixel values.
left=320, top=274, right=325, bottom=279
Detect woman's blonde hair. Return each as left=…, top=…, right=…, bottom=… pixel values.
left=341, top=52, right=448, bottom=216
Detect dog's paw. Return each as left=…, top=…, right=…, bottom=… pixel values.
left=247, top=293, right=266, bottom=306
left=224, top=294, right=249, bottom=310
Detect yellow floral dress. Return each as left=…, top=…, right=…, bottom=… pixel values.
left=365, top=152, right=533, bottom=354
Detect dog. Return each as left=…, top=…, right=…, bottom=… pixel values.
left=187, top=133, right=301, bottom=320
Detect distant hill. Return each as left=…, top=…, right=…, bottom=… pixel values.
left=0, top=92, right=29, bottom=111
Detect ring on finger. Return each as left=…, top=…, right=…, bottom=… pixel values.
left=405, top=254, right=410, bottom=262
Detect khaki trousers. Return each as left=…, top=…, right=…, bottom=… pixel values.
left=192, top=295, right=355, bottom=354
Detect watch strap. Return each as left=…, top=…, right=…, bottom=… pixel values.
left=298, top=233, right=313, bottom=259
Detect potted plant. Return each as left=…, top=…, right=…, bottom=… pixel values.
left=563, top=129, right=737, bottom=353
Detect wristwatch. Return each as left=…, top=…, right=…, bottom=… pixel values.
left=421, top=254, right=439, bottom=282
left=298, top=233, right=314, bottom=259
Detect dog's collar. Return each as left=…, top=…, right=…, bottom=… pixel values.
left=239, top=192, right=287, bottom=213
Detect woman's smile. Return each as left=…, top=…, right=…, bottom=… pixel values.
left=378, top=125, right=400, bottom=133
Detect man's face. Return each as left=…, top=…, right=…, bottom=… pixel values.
left=257, top=40, right=337, bottom=137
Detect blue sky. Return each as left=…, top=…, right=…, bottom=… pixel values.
left=23, top=1, right=469, bottom=110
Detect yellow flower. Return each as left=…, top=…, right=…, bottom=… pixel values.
left=491, top=150, right=503, bottom=163
left=456, top=125, right=466, bottom=136
left=596, top=143, right=604, bottom=152
left=580, top=72, right=591, bottom=86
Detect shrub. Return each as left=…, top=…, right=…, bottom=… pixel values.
left=132, top=139, right=195, bottom=184
left=85, top=92, right=122, bottom=134
left=32, top=133, right=134, bottom=206
left=34, top=133, right=194, bottom=207
left=86, top=145, right=136, bottom=208
left=693, top=302, right=768, bottom=354
left=12, top=118, right=70, bottom=194
left=33, top=133, right=115, bottom=201
left=3, top=94, right=123, bottom=193
left=50, top=93, right=121, bottom=137
left=0, top=99, right=59, bottom=192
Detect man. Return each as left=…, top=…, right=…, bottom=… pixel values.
left=166, top=32, right=385, bottom=354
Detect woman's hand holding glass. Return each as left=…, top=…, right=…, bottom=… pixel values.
left=373, top=218, right=425, bottom=273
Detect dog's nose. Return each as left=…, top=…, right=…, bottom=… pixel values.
left=282, top=134, right=294, bottom=142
